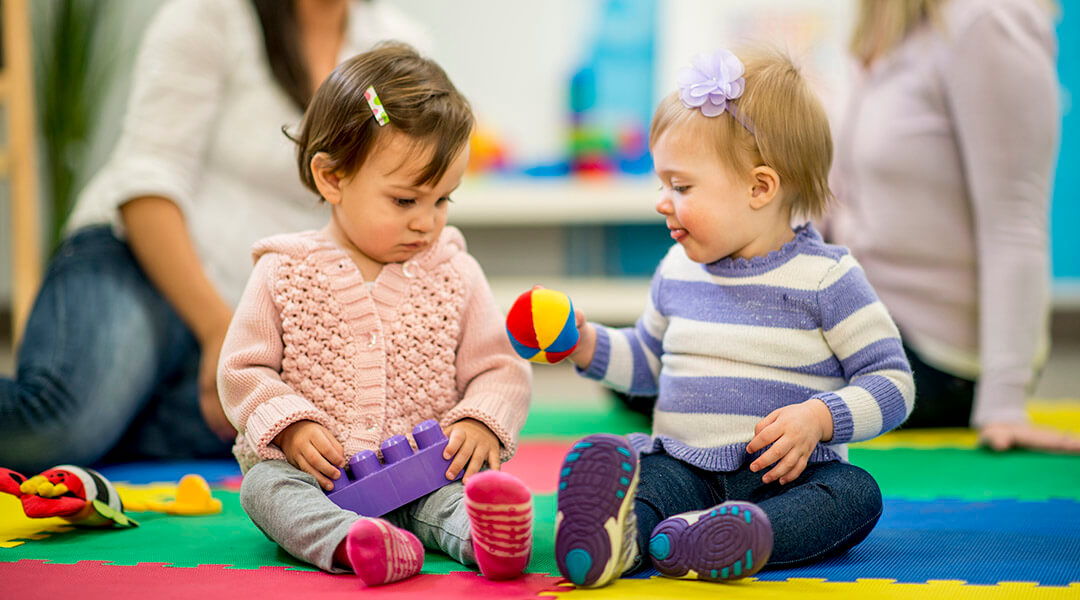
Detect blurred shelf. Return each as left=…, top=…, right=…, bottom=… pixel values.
left=489, top=276, right=650, bottom=325
left=1054, top=279, right=1080, bottom=310
left=451, top=176, right=659, bottom=226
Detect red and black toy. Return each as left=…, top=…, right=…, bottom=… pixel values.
left=0, top=465, right=136, bottom=527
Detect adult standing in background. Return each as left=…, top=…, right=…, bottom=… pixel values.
left=829, top=0, right=1080, bottom=451
left=0, top=0, right=428, bottom=473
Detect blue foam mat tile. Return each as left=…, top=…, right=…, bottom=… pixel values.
left=749, top=499, right=1080, bottom=586
left=95, top=459, right=242, bottom=485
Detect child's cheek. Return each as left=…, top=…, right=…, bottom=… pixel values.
left=674, top=202, right=698, bottom=234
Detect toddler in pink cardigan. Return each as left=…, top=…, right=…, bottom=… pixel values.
left=217, top=43, right=533, bottom=585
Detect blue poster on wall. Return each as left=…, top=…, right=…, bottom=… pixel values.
left=1055, top=7, right=1079, bottom=282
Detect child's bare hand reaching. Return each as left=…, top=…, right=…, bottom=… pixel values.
left=273, top=420, right=345, bottom=491
left=443, top=418, right=502, bottom=482
left=746, top=399, right=834, bottom=485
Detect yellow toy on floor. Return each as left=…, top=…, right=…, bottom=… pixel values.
left=120, top=473, right=222, bottom=515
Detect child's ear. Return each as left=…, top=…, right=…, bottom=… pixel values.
left=310, top=152, right=344, bottom=205
left=748, top=165, right=780, bottom=210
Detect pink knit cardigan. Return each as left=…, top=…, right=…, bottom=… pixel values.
left=218, top=226, right=532, bottom=472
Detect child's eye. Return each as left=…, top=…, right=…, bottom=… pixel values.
left=437, top=196, right=454, bottom=205
left=394, top=197, right=416, bottom=207
left=672, top=185, right=690, bottom=194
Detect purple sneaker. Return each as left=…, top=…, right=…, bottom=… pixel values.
left=554, top=434, right=640, bottom=587
left=648, top=501, right=773, bottom=582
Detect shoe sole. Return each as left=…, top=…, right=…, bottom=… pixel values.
left=649, top=501, right=772, bottom=581
left=554, top=434, right=639, bottom=587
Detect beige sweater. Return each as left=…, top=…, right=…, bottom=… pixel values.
left=829, top=0, right=1057, bottom=426
left=217, top=226, right=531, bottom=472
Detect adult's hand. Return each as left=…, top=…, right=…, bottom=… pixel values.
left=198, top=327, right=236, bottom=441
left=122, top=196, right=236, bottom=441
left=980, top=422, right=1080, bottom=453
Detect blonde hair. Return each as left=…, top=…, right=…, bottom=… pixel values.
left=849, top=0, right=944, bottom=64
left=850, top=0, right=1058, bottom=64
left=650, top=46, right=833, bottom=220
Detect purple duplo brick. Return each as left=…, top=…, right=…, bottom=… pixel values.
left=325, top=419, right=462, bottom=517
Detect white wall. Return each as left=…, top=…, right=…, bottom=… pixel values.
left=3, top=0, right=855, bottom=308
left=394, top=0, right=596, bottom=165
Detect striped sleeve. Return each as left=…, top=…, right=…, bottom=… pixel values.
left=580, top=263, right=668, bottom=396
left=813, top=255, right=915, bottom=443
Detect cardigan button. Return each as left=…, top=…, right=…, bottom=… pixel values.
left=369, top=332, right=377, bottom=348
left=402, top=261, right=416, bottom=278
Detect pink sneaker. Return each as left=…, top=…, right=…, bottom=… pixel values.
left=345, top=518, right=424, bottom=586
left=465, top=470, right=534, bottom=580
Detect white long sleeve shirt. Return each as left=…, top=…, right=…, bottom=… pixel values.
left=66, top=0, right=429, bottom=307
left=829, top=0, right=1057, bottom=426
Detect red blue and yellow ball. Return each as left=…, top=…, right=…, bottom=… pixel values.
left=505, top=288, right=579, bottom=364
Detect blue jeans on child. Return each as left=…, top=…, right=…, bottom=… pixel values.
left=0, top=226, right=232, bottom=473
left=632, top=449, right=882, bottom=572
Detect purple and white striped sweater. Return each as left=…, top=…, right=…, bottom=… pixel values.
left=581, top=224, right=914, bottom=472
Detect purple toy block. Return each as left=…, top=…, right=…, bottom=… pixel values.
left=325, top=419, right=462, bottom=517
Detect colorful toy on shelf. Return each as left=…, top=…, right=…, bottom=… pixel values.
left=0, top=465, right=136, bottom=527
left=506, top=288, right=580, bottom=364
left=326, top=419, right=461, bottom=517
left=468, top=123, right=509, bottom=174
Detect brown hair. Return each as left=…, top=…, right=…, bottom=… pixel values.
left=250, top=0, right=310, bottom=110
left=291, top=42, right=474, bottom=196
left=650, top=46, right=833, bottom=220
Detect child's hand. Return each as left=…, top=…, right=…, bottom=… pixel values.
left=443, top=418, right=502, bottom=482
left=273, top=420, right=345, bottom=491
left=567, top=306, right=597, bottom=369
left=530, top=284, right=596, bottom=368
left=746, top=399, right=834, bottom=485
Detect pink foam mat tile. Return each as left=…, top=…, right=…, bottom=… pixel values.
left=503, top=440, right=573, bottom=494
left=1, top=560, right=564, bottom=599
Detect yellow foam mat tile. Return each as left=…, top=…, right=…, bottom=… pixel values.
left=0, top=494, right=74, bottom=548
left=1029, top=400, right=1080, bottom=432
left=542, top=578, right=1080, bottom=599
left=854, top=400, right=1080, bottom=450
left=114, top=482, right=182, bottom=511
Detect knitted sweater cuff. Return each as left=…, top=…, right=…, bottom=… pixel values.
left=817, top=391, right=855, bottom=445
left=971, top=380, right=1030, bottom=427
left=245, top=395, right=337, bottom=460
left=576, top=325, right=611, bottom=381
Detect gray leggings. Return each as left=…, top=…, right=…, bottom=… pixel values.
left=240, top=459, right=476, bottom=573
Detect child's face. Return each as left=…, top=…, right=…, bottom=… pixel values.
left=651, top=123, right=766, bottom=264
left=331, top=130, right=468, bottom=268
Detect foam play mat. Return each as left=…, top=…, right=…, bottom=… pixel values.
left=3, top=399, right=1079, bottom=599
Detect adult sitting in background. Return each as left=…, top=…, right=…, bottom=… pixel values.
left=0, top=0, right=428, bottom=473
left=828, top=0, right=1080, bottom=452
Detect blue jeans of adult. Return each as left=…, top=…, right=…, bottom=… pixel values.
left=631, top=450, right=882, bottom=572
left=0, top=226, right=232, bottom=473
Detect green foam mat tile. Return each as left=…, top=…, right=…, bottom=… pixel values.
left=850, top=447, right=1080, bottom=501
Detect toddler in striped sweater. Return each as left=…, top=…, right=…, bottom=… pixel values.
left=553, top=47, right=914, bottom=587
